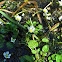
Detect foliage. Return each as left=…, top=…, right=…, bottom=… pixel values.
left=0, top=0, right=62, bottom=62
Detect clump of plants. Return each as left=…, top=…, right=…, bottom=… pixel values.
left=0, top=0, right=62, bottom=62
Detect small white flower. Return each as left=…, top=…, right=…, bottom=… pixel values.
left=22, top=13, right=25, bottom=16
left=3, top=51, right=11, bottom=59
left=11, top=37, right=16, bottom=43
left=43, top=13, right=47, bottom=16
left=15, top=15, right=22, bottom=22
left=28, top=25, right=35, bottom=33
left=59, top=0, right=62, bottom=6
left=46, top=16, right=51, bottom=20
left=59, top=15, right=62, bottom=21
left=43, top=8, right=48, bottom=13
left=43, top=13, right=51, bottom=16
left=46, top=13, right=51, bottom=16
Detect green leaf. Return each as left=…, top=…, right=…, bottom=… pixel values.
left=57, top=36, right=60, bottom=39
left=43, top=53, right=47, bottom=56
left=2, top=6, right=6, bottom=9
left=24, top=25, right=28, bottom=27
left=34, top=60, right=37, bottom=62
left=6, top=42, right=14, bottom=49
left=35, top=28, right=40, bottom=31
left=32, top=50, right=36, bottom=54
left=49, top=60, right=53, bottom=62
left=56, top=2, right=59, bottom=4
left=32, top=56, right=35, bottom=60
left=37, top=48, right=40, bottom=52
left=26, top=20, right=31, bottom=25
left=42, top=38, right=49, bottom=43
left=23, top=55, right=33, bottom=62
left=28, top=40, right=38, bottom=49
left=35, top=54, right=39, bottom=59
left=38, top=25, right=43, bottom=29
left=51, top=54, right=56, bottom=60
left=42, top=45, right=49, bottom=53
left=40, top=51, right=43, bottom=55
left=48, top=56, right=51, bottom=60
left=33, top=21, right=36, bottom=26
left=32, top=48, right=40, bottom=54
left=26, top=37, right=30, bottom=42
left=56, top=54, right=61, bottom=62
left=34, top=31, right=38, bottom=34
left=19, top=56, right=25, bottom=62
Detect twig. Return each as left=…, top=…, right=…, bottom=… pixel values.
left=0, top=9, right=13, bottom=13
left=11, top=1, right=42, bottom=24
left=44, top=2, right=52, bottom=9
left=32, top=34, right=40, bottom=61
left=0, top=1, right=5, bottom=8
left=30, top=18, right=33, bottom=25
left=44, top=22, right=60, bottom=37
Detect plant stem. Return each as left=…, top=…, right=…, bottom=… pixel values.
left=32, top=34, right=40, bottom=62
